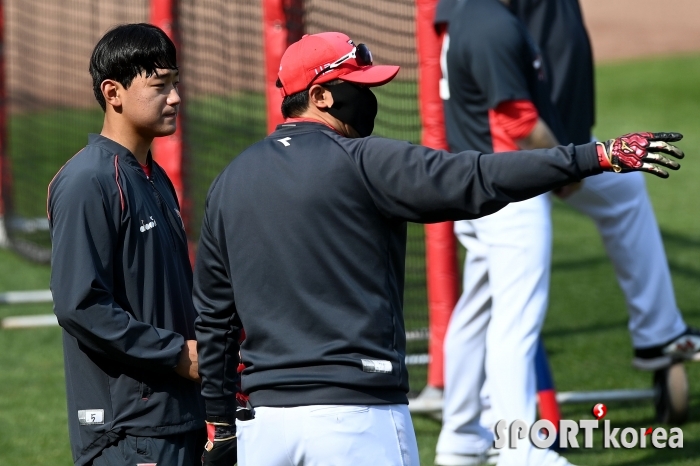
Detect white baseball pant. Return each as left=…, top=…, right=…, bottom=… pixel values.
left=437, top=194, right=554, bottom=466
left=236, top=404, right=419, bottom=465
left=563, top=170, right=686, bottom=348
left=439, top=172, right=686, bottom=465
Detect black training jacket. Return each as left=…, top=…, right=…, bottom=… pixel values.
left=194, top=121, right=602, bottom=423
left=48, top=134, right=205, bottom=466
left=510, top=0, right=596, bottom=145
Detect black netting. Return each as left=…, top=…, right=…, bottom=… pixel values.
left=2, top=0, right=428, bottom=392
left=178, top=0, right=267, bottom=246
left=4, top=0, right=148, bottom=262
left=304, top=0, right=427, bottom=393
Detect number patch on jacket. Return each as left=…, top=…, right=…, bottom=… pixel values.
left=78, top=409, right=104, bottom=425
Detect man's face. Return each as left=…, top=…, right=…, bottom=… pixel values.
left=118, top=68, right=180, bottom=137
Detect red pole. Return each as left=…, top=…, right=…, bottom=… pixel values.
left=150, top=0, right=195, bottom=262
left=149, top=0, right=187, bottom=217
left=415, top=0, right=459, bottom=389
left=263, top=0, right=287, bottom=133
left=263, top=0, right=304, bottom=133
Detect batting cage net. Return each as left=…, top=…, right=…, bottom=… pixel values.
left=1, top=0, right=430, bottom=394
left=178, top=0, right=267, bottom=247
left=301, top=0, right=429, bottom=392
left=2, top=0, right=148, bottom=262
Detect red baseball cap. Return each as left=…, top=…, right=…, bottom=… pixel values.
left=276, top=32, right=400, bottom=97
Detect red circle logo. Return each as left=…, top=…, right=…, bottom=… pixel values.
left=592, top=403, right=607, bottom=420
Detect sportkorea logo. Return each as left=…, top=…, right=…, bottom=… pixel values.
left=494, top=403, right=683, bottom=450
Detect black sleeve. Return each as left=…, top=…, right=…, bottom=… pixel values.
left=48, top=169, right=184, bottom=371
left=434, top=0, right=458, bottom=27
left=469, top=21, right=533, bottom=109
left=509, top=0, right=540, bottom=20
left=193, top=194, right=242, bottom=424
left=350, top=137, right=601, bottom=223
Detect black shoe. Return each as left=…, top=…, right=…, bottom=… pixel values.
left=633, top=327, right=700, bottom=370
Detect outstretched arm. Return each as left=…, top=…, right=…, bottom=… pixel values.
left=345, top=132, right=684, bottom=224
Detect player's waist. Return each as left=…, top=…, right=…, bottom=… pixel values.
left=249, top=383, right=408, bottom=407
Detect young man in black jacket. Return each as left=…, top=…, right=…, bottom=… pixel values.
left=193, top=31, right=683, bottom=465
left=48, top=24, right=205, bottom=466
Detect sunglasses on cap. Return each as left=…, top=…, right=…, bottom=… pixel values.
left=305, top=43, right=373, bottom=88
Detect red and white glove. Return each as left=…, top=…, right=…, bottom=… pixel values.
left=201, top=395, right=251, bottom=465
left=201, top=422, right=237, bottom=466
left=596, top=132, right=684, bottom=178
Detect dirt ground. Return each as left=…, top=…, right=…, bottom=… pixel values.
left=580, top=0, right=700, bottom=62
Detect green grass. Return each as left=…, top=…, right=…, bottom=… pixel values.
left=0, top=248, right=69, bottom=466
left=2, top=53, right=700, bottom=464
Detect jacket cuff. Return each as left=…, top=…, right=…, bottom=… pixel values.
left=575, top=142, right=605, bottom=175
left=595, top=141, right=613, bottom=170
left=205, top=398, right=238, bottom=424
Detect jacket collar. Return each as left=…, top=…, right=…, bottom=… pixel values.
left=273, top=120, right=344, bottom=137
left=88, top=133, right=153, bottom=174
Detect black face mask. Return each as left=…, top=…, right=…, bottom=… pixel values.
left=326, top=82, right=378, bottom=137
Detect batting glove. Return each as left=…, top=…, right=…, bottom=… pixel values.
left=201, top=422, right=237, bottom=466
left=596, top=132, right=684, bottom=178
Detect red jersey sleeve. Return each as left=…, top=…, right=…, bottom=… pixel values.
left=488, top=99, right=539, bottom=152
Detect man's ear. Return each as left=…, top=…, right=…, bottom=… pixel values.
left=101, top=79, right=122, bottom=111
left=308, top=84, right=333, bottom=110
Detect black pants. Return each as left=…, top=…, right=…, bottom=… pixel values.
left=89, top=429, right=206, bottom=466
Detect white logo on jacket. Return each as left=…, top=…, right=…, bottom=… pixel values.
left=140, top=216, right=157, bottom=233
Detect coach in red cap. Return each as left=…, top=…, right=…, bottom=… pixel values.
left=193, top=31, right=683, bottom=466
left=275, top=31, right=399, bottom=137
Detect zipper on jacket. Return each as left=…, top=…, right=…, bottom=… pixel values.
left=149, top=177, right=178, bottom=251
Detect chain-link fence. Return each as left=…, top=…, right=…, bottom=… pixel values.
left=1, top=0, right=429, bottom=393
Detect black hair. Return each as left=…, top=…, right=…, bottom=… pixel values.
left=89, top=23, right=178, bottom=111
left=279, top=80, right=344, bottom=118
left=281, top=90, right=310, bottom=118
